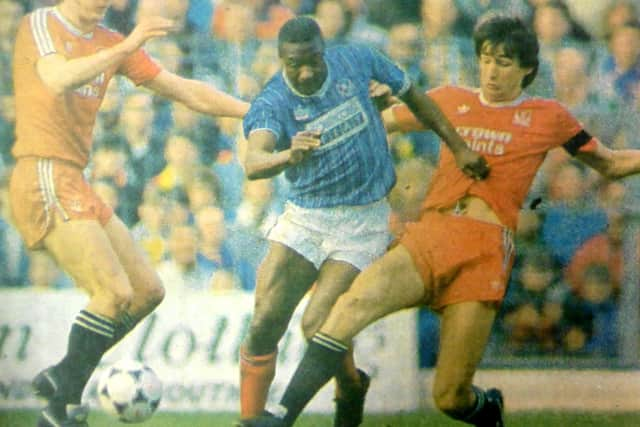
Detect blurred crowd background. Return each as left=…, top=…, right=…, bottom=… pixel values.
left=1, top=0, right=640, bottom=366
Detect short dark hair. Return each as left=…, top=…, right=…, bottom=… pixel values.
left=278, top=16, right=323, bottom=51
left=473, top=13, right=540, bottom=88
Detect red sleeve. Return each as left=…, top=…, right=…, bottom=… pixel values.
left=550, top=101, right=597, bottom=155
left=118, top=47, right=162, bottom=85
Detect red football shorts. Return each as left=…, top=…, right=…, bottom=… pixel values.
left=400, top=211, right=515, bottom=310
left=9, top=157, right=113, bottom=249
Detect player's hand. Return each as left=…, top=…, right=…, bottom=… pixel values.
left=289, top=130, right=321, bottom=165
left=125, top=16, right=175, bottom=51
left=454, top=149, right=490, bottom=180
left=369, top=81, right=399, bottom=111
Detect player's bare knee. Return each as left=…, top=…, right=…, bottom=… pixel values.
left=97, top=285, right=135, bottom=316
left=144, top=274, right=165, bottom=308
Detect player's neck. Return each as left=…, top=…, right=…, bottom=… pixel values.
left=479, top=90, right=524, bottom=106
left=56, top=3, right=98, bottom=34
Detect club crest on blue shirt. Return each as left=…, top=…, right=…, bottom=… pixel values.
left=336, top=79, right=355, bottom=97
left=294, top=104, right=311, bottom=121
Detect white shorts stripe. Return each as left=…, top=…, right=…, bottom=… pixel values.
left=37, top=159, right=52, bottom=231
left=43, top=159, right=70, bottom=221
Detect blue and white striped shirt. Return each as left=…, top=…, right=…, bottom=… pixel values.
left=243, top=44, right=411, bottom=208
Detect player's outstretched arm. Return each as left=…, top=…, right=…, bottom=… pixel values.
left=36, top=16, right=174, bottom=95
left=400, top=85, right=490, bottom=180
left=143, top=71, right=250, bottom=118
left=576, top=140, right=640, bottom=180
left=243, top=130, right=320, bottom=179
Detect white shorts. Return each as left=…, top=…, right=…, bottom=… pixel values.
left=267, top=199, right=392, bottom=270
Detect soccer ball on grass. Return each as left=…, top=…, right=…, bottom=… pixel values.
left=97, top=359, right=162, bottom=423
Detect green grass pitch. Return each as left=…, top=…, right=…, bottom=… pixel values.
left=2, top=410, right=640, bottom=427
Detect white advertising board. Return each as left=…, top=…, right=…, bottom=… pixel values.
left=0, top=289, right=420, bottom=413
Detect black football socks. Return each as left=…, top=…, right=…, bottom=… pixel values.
left=111, top=311, right=137, bottom=347
left=278, top=332, right=348, bottom=425
left=55, top=310, right=115, bottom=403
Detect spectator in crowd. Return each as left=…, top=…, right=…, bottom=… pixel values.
left=94, top=79, right=124, bottom=147
left=137, top=0, right=192, bottom=54
left=333, top=0, right=389, bottom=50
left=386, top=21, right=427, bottom=86
left=601, top=0, right=638, bottom=39
left=0, top=93, right=16, bottom=171
left=169, top=101, right=230, bottom=166
left=561, top=263, right=618, bottom=357
left=314, top=0, right=351, bottom=46
left=532, top=1, right=595, bottom=95
left=194, top=204, right=248, bottom=290
left=541, top=162, right=608, bottom=266
left=253, top=0, right=297, bottom=41
left=162, top=186, right=193, bottom=230
left=0, top=170, right=29, bottom=287
left=234, top=178, right=280, bottom=234
left=532, top=1, right=592, bottom=65
left=185, top=167, right=223, bottom=214
left=501, top=248, right=566, bottom=355
left=0, top=0, right=24, bottom=98
left=510, top=207, right=547, bottom=280
left=211, top=117, right=247, bottom=219
left=386, top=21, right=426, bottom=84
left=130, top=183, right=168, bottom=265
left=229, top=178, right=281, bottom=289
left=594, top=20, right=640, bottom=103
left=419, top=0, right=476, bottom=87
left=154, top=134, right=201, bottom=193
left=553, top=47, right=625, bottom=147
left=116, top=91, right=168, bottom=205
left=565, top=208, right=627, bottom=299
left=156, top=224, right=215, bottom=294
left=90, top=141, right=139, bottom=225
left=201, top=2, right=261, bottom=93
left=104, top=0, right=138, bottom=34
left=456, top=0, right=532, bottom=33
left=250, top=41, right=282, bottom=86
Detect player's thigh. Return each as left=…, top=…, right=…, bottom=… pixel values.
left=322, top=244, right=427, bottom=341
left=43, top=218, right=130, bottom=301
left=103, top=215, right=163, bottom=300
left=301, top=260, right=360, bottom=338
left=433, top=301, right=498, bottom=397
left=253, top=241, right=318, bottom=320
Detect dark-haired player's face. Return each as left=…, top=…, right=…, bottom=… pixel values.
left=478, top=42, right=532, bottom=103
left=280, top=38, right=327, bottom=95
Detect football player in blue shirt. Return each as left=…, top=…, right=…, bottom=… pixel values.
left=236, top=16, right=488, bottom=427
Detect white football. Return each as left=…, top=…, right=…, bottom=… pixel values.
left=97, top=359, right=162, bottom=423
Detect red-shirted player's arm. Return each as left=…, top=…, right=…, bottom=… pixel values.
left=36, top=16, right=174, bottom=95
left=575, top=137, right=640, bottom=180
left=143, top=71, right=249, bottom=119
